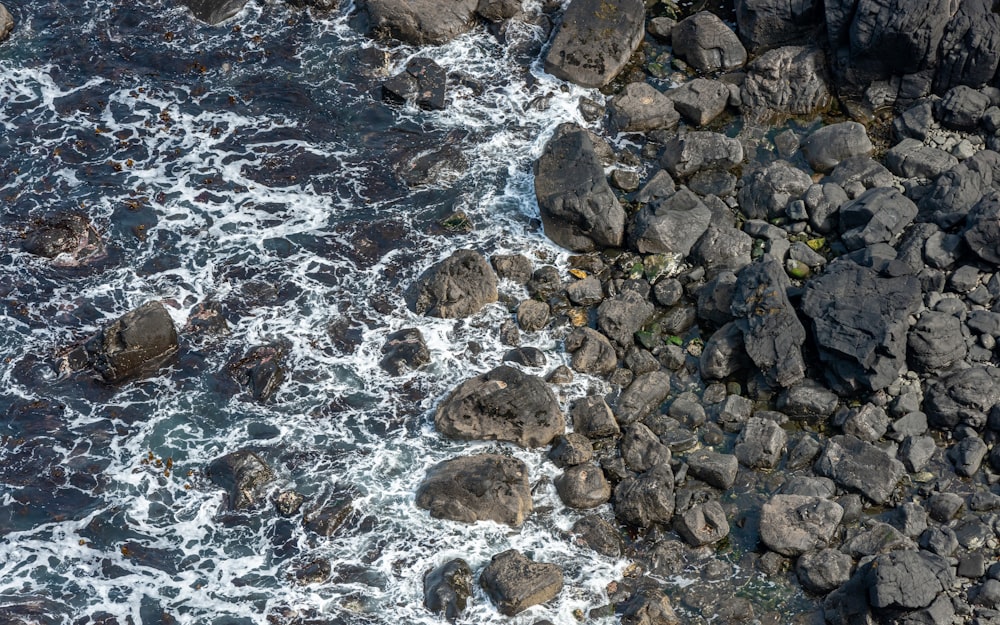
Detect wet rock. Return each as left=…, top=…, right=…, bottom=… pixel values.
left=621, top=423, right=671, bottom=473
left=382, top=57, right=447, bottom=110
left=800, top=122, right=873, bottom=174
left=555, top=463, right=612, bottom=509
left=21, top=213, right=105, bottom=265
left=731, top=257, right=807, bottom=388
left=571, top=515, right=624, bottom=557
left=364, top=0, right=478, bottom=44
left=409, top=249, right=498, bottom=318
left=801, top=258, right=922, bottom=394
left=671, top=11, right=747, bottom=72
left=608, top=82, right=679, bottom=133
left=182, top=0, right=248, bottom=24
left=542, top=0, right=644, bottom=88
left=699, top=321, right=750, bottom=380
left=696, top=271, right=737, bottom=328
left=206, top=450, right=275, bottom=511
left=907, top=312, right=967, bottom=372
left=614, top=465, right=675, bottom=527
left=923, top=366, right=1000, bottom=430
left=480, top=550, right=563, bottom=616
left=661, top=131, right=744, bottom=178
left=415, top=454, right=532, bottom=527
left=380, top=328, right=430, bottom=375
left=920, top=162, right=989, bottom=229
left=691, top=226, right=753, bottom=278
left=738, top=160, right=812, bottom=221
left=803, top=182, right=849, bottom=233
left=796, top=548, right=853, bottom=594
left=734, top=0, right=822, bottom=51
left=839, top=187, right=918, bottom=251
left=597, top=290, right=654, bottom=347
left=516, top=299, right=550, bottom=333
left=565, top=275, right=603, bottom=306
left=734, top=417, right=787, bottom=469
left=948, top=435, right=988, bottom=477
left=674, top=500, right=729, bottom=547
left=548, top=433, right=593, bottom=467
left=565, top=327, right=618, bottom=377
left=899, top=435, right=937, bottom=472
left=230, top=344, right=286, bottom=403
left=713, top=393, right=753, bottom=433
left=302, top=492, right=355, bottom=537
left=781, top=476, right=836, bottom=498
left=570, top=395, right=620, bottom=439
left=868, top=550, right=954, bottom=611
left=492, top=254, right=533, bottom=284
left=964, top=191, right=1000, bottom=265
left=740, top=46, right=831, bottom=120
left=841, top=521, right=915, bottom=557
left=293, top=558, right=331, bottom=584
left=434, top=365, right=565, bottom=447
left=842, top=403, right=889, bottom=442
left=534, top=123, right=625, bottom=251
left=424, top=559, right=473, bottom=622
left=885, top=139, right=959, bottom=179
left=759, top=494, right=843, bottom=556
left=184, top=301, right=229, bottom=339
left=814, top=435, right=905, bottom=504
left=476, top=0, right=520, bottom=21
left=629, top=188, right=713, bottom=256
left=621, top=587, right=680, bottom=625
left=616, top=371, right=672, bottom=425
left=686, top=449, right=738, bottom=490
left=937, top=85, right=990, bottom=130
left=274, top=491, right=305, bottom=517
left=0, top=4, right=10, bottom=41
left=887, top=502, right=928, bottom=538
left=667, top=78, right=730, bottom=127
left=84, top=301, right=179, bottom=385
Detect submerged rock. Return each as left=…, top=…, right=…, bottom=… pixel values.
left=181, top=0, right=248, bottom=24
left=364, top=0, right=479, bottom=44
left=380, top=328, right=431, bottom=375
left=382, top=57, right=447, bottom=110
left=206, top=450, right=275, bottom=511
left=434, top=365, right=565, bottom=447
left=21, top=213, right=105, bottom=266
left=480, top=550, right=563, bottom=616
left=409, top=249, right=498, bottom=318
left=416, top=454, right=532, bottom=527
left=83, top=301, right=179, bottom=384
left=534, top=123, right=625, bottom=251
left=542, top=0, right=645, bottom=88
left=230, top=344, right=286, bottom=403
left=424, top=559, right=473, bottom=622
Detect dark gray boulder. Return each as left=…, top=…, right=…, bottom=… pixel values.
left=548, top=433, right=593, bottom=467
left=424, top=559, right=473, bottom=622
left=667, top=78, right=730, bottom=127
left=475, top=0, right=520, bottom=21
left=800, top=122, right=872, bottom=173
left=480, top=550, right=563, bottom=616
left=534, top=124, right=625, bottom=251
left=734, top=416, right=787, bottom=469
left=608, top=82, right=679, bottom=133
left=731, top=257, right=807, bottom=388
left=84, top=301, right=179, bottom=384
left=948, top=435, right=988, bottom=477
left=621, top=423, right=671, bottom=473
left=182, top=0, right=248, bottom=24
left=801, top=258, right=922, bottom=394
left=797, top=549, right=853, bottom=594
left=919, top=163, right=988, bottom=229
left=842, top=403, right=889, bottom=442
left=21, top=213, right=105, bottom=266
left=740, top=46, right=831, bottom=121
left=416, top=454, right=532, bottom=526
left=686, top=449, right=738, bottom=490
left=409, top=249, right=498, bottom=318
left=492, top=254, right=533, bottom=284
left=565, top=328, right=618, bottom=376
left=964, top=191, right=1000, bottom=265
left=570, top=395, right=620, bottom=438
left=621, top=588, right=681, bottom=625
left=628, top=188, right=713, bottom=256
left=759, top=494, right=843, bottom=556
left=555, top=463, right=612, bottom=509
left=380, top=328, right=431, bottom=375
left=691, top=226, right=753, bottom=278
left=364, top=0, right=479, bottom=44
left=839, top=187, right=918, bottom=251
left=542, top=0, right=645, bottom=88
left=885, top=139, right=959, bottom=179
left=734, top=0, right=822, bottom=51
left=434, top=365, right=565, bottom=447
left=614, top=465, right=675, bottom=527
left=867, top=550, right=954, bottom=611
left=616, top=371, right=672, bottom=425
left=738, top=160, right=812, bottom=221
left=699, top=321, right=750, bottom=380
left=777, top=379, right=839, bottom=418
left=517, top=299, right=550, bottom=332
left=814, top=435, right=905, bottom=504
left=696, top=270, right=737, bottom=328
left=907, top=312, right=967, bottom=372
left=565, top=276, right=603, bottom=307
left=923, top=366, right=1000, bottom=430
left=571, top=515, right=624, bottom=557
left=597, top=290, right=654, bottom=346
left=937, top=84, right=990, bottom=130
left=206, top=450, right=275, bottom=511
left=672, top=11, right=747, bottom=72
left=828, top=156, right=893, bottom=199
left=660, top=131, right=743, bottom=179
left=230, top=344, right=286, bottom=403
left=382, top=57, right=447, bottom=110
left=674, top=500, right=729, bottom=547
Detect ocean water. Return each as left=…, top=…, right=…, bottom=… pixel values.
left=0, top=1, right=644, bottom=623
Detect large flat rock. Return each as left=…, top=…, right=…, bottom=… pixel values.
left=543, top=0, right=645, bottom=88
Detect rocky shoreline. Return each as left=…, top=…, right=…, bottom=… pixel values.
left=12, top=0, right=1000, bottom=622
